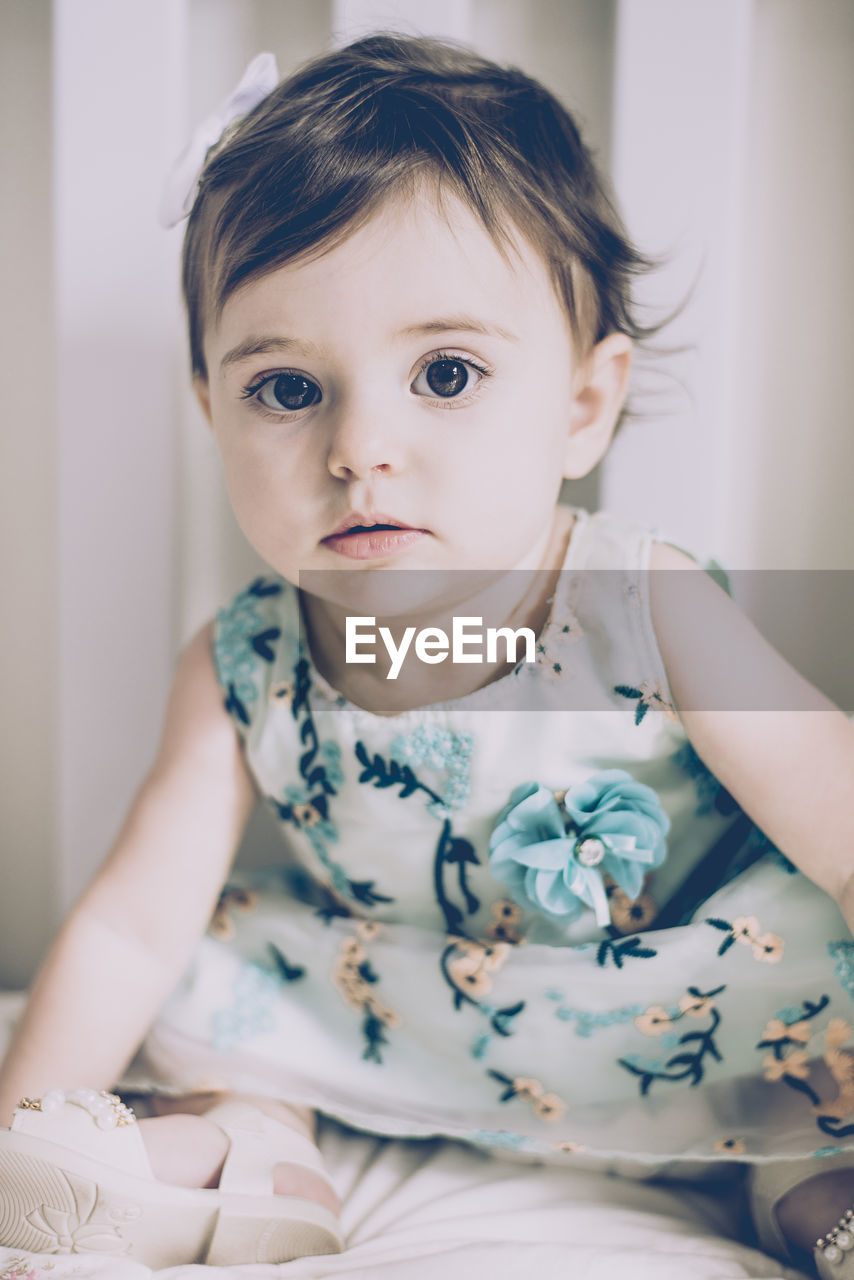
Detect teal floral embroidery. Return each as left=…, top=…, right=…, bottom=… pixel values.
left=274, top=781, right=348, bottom=895
left=332, top=925, right=399, bottom=1064
left=618, top=984, right=726, bottom=1094
left=212, top=960, right=285, bottom=1051
left=356, top=742, right=480, bottom=934
left=706, top=914, right=785, bottom=962
left=621, top=1051, right=667, bottom=1074
left=471, top=1031, right=492, bottom=1060
left=441, top=936, right=525, bottom=1038
left=830, top=941, right=854, bottom=1000
left=614, top=680, right=677, bottom=724
left=672, top=741, right=737, bottom=817
left=390, top=726, right=474, bottom=814
left=215, top=577, right=283, bottom=725
left=465, top=1000, right=525, bottom=1061
left=489, top=772, right=669, bottom=927
left=268, top=944, right=306, bottom=982
left=270, top=657, right=393, bottom=909
left=469, top=1129, right=530, bottom=1152
left=814, top=1146, right=848, bottom=1157
left=596, top=932, right=658, bottom=968
left=755, top=996, right=852, bottom=1138
left=551, top=1001, right=646, bottom=1037
left=535, top=617, right=582, bottom=681
left=486, top=1070, right=567, bottom=1122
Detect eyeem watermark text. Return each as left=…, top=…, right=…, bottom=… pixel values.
left=346, top=616, right=537, bottom=680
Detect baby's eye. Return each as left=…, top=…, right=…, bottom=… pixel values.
left=253, top=373, right=321, bottom=412
left=411, top=357, right=484, bottom=400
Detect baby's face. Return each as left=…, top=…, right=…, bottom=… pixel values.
left=198, top=186, right=624, bottom=608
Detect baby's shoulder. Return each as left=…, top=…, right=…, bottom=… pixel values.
left=211, top=574, right=301, bottom=731
left=576, top=506, right=709, bottom=575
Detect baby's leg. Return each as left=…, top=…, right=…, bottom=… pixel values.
left=140, top=1092, right=339, bottom=1213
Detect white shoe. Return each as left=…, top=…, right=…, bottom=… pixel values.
left=748, top=1155, right=854, bottom=1278
left=0, top=1089, right=343, bottom=1268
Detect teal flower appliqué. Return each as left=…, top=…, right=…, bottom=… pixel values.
left=488, top=770, right=670, bottom=927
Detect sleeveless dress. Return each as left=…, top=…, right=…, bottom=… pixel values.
left=132, top=506, right=854, bottom=1167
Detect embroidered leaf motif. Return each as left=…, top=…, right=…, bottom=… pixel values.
left=248, top=577, right=283, bottom=598
left=818, top=1116, right=854, bottom=1138
left=315, top=893, right=353, bottom=924
left=269, top=945, right=306, bottom=982
left=354, top=743, right=421, bottom=798
left=613, top=684, right=649, bottom=725
left=447, top=838, right=479, bottom=865
left=782, top=1074, right=822, bottom=1104
left=310, top=793, right=329, bottom=821
left=492, top=1001, right=525, bottom=1037
left=354, top=742, right=426, bottom=799
left=251, top=627, right=281, bottom=661
left=362, top=1011, right=390, bottom=1063
left=705, top=918, right=738, bottom=956
left=350, top=880, right=394, bottom=906
left=619, top=999, right=724, bottom=1094
left=224, top=683, right=250, bottom=726
left=596, top=935, right=658, bottom=969
left=446, top=837, right=481, bottom=914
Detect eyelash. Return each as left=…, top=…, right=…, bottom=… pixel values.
left=239, top=350, right=493, bottom=421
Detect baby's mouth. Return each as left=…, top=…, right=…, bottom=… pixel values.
left=325, top=512, right=416, bottom=538
left=342, top=523, right=404, bottom=535
left=322, top=513, right=427, bottom=560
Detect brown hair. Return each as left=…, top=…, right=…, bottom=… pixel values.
left=183, top=33, right=653, bottom=381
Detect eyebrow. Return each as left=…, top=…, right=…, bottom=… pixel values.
left=219, top=316, right=519, bottom=372
left=220, top=335, right=321, bottom=371
left=397, top=316, right=519, bottom=343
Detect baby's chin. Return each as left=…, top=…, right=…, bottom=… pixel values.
left=297, top=564, right=511, bottom=629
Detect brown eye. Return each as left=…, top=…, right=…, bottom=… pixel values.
left=412, top=357, right=483, bottom=400
left=427, top=359, right=468, bottom=397
left=257, top=373, right=321, bottom=412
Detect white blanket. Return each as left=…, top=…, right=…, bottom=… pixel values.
left=0, top=992, right=804, bottom=1279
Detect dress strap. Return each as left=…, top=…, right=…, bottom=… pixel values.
left=548, top=507, right=684, bottom=721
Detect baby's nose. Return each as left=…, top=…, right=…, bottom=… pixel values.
left=326, top=403, right=404, bottom=481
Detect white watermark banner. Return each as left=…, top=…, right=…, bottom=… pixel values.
left=297, top=569, right=854, bottom=712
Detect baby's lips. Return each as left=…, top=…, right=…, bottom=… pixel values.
left=326, top=510, right=419, bottom=537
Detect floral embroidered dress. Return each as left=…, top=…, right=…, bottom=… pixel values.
left=132, top=506, right=854, bottom=1166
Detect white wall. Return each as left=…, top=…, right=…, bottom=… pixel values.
left=1, top=0, right=852, bottom=986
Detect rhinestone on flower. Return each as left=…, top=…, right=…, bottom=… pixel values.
left=575, top=837, right=605, bottom=867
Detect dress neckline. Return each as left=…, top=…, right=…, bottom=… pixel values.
left=297, top=506, right=592, bottom=720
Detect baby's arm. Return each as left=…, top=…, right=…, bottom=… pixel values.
left=0, top=623, right=256, bottom=1124
left=649, top=542, right=854, bottom=924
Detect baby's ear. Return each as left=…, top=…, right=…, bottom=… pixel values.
left=563, top=333, right=632, bottom=478
left=193, top=375, right=213, bottom=427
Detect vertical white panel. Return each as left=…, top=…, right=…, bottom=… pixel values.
left=605, top=0, right=753, bottom=563
left=176, top=0, right=263, bottom=646
left=54, top=0, right=188, bottom=910
left=0, top=2, right=58, bottom=987
left=731, top=0, right=854, bottom=572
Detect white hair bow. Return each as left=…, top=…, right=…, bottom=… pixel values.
left=159, top=51, right=280, bottom=229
